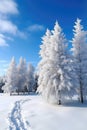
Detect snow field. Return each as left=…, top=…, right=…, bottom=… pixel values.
left=0, top=94, right=87, bottom=130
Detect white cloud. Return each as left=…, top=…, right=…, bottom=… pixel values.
left=0, top=19, right=18, bottom=35
left=0, top=34, right=9, bottom=46
left=0, top=0, right=25, bottom=47
left=0, top=0, right=19, bottom=15
left=0, top=34, right=14, bottom=46
left=28, top=24, right=45, bottom=32
left=17, top=30, right=27, bottom=39
left=0, top=19, right=26, bottom=38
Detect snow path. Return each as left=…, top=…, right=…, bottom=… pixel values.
left=7, top=99, right=31, bottom=130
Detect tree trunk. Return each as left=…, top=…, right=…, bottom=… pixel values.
left=58, top=99, right=61, bottom=105
left=80, top=82, right=83, bottom=103
left=58, top=90, right=61, bottom=105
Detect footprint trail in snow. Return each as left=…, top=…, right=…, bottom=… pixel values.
left=7, top=99, right=31, bottom=130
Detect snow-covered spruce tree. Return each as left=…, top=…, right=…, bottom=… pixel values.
left=2, top=57, right=18, bottom=93
left=37, top=29, right=52, bottom=101
left=38, top=21, right=76, bottom=104
left=26, top=63, right=35, bottom=92
left=71, top=18, right=87, bottom=103
left=17, top=57, right=27, bottom=93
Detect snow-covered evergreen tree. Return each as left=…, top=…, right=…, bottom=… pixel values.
left=38, top=21, right=76, bottom=104
left=2, top=57, right=18, bottom=93
left=37, top=28, right=52, bottom=101
left=26, top=63, right=35, bottom=92
left=40, top=28, right=52, bottom=59
left=71, top=18, right=87, bottom=103
left=17, top=57, right=27, bottom=93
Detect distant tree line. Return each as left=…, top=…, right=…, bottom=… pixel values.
left=1, top=57, right=38, bottom=94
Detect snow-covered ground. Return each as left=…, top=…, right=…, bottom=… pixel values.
left=0, top=93, right=87, bottom=130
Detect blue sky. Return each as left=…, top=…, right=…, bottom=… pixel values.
left=0, top=0, right=87, bottom=75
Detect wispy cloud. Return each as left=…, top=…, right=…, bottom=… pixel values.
left=0, top=19, right=18, bottom=35
left=0, top=0, right=25, bottom=47
left=0, top=34, right=9, bottom=46
left=0, top=0, right=19, bottom=15
left=28, top=24, right=45, bottom=32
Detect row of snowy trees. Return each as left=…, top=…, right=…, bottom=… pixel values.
left=37, top=18, right=87, bottom=104
left=2, top=57, right=36, bottom=94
